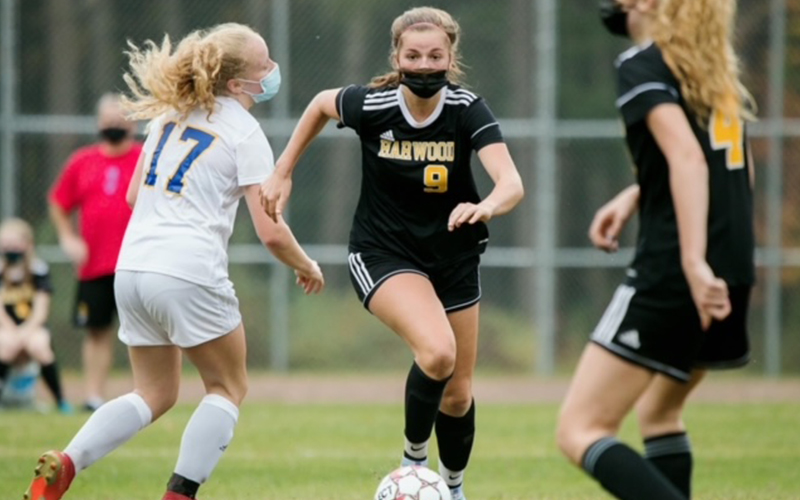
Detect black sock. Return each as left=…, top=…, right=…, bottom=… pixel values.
left=167, top=473, right=200, bottom=499
left=645, top=432, right=693, bottom=498
left=582, top=437, right=687, bottom=500
left=436, top=400, right=475, bottom=488
left=404, top=362, right=450, bottom=459
left=40, top=361, right=65, bottom=403
left=0, top=360, right=9, bottom=398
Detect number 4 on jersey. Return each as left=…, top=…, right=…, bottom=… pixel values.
left=144, top=122, right=216, bottom=194
left=710, top=110, right=745, bottom=171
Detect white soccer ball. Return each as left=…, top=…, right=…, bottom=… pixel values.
left=374, top=465, right=452, bottom=500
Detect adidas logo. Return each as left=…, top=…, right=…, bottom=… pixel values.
left=617, top=329, right=641, bottom=349
left=380, top=129, right=395, bottom=142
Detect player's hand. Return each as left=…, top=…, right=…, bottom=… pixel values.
left=588, top=187, right=638, bottom=252
left=260, top=171, right=293, bottom=223
left=684, top=260, right=731, bottom=331
left=447, top=201, right=495, bottom=232
left=295, top=260, right=325, bottom=295
left=61, top=234, right=88, bottom=268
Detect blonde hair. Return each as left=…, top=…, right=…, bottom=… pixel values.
left=644, top=0, right=756, bottom=124
left=122, top=23, right=261, bottom=120
left=370, top=7, right=465, bottom=88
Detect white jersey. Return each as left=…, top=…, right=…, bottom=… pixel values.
left=117, top=97, right=273, bottom=286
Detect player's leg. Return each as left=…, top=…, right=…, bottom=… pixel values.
left=0, top=326, right=24, bottom=400
left=24, top=327, right=71, bottom=411
left=636, top=370, right=706, bottom=498
left=369, top=273, right=456, bottom=468
left=557, top=344, right=687, bottom=500
left=168, top=323, right=248, bottom=500
left=25, top=345, right=180, bottom=500
left=436, top=303, right=479, bottom=500
left=76, top=275, right=117, bottom=411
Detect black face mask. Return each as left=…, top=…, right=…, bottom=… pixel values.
left=2, top=251, right=24, bottom=264
left=599, top=0, right=630, bottom=38
left=99, top=127, right=130, bottom=145
left=400, top=70, right=449, bottom=99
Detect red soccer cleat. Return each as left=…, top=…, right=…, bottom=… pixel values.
left=161, top=492, right=195, bottom=500
left=23, top=451, right=75, bottom=500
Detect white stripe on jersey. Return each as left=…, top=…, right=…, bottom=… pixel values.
left=365, top=88, right=398, bottom=99
left=591, top=284, right=635, bottom=344
left=446, top=89, right=476, bottom=101
left=615, top=41, right=655, bottom=67
left=470, top=122, right=500, bottom=139
left=363, top=101, right=400, bottom=111
left=445, top=98, right=473, bottom=107
left=616, top=82, right=679, bottom=108
left=364, top=94, right=400, bottom=104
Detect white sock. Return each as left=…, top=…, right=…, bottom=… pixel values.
left=64, top=393, right=153, bottom=472
left=404, top=437, right=428, bottom=461
left=174, top=394, right=239, bottom=484
left=439, top=458, right=465, bottom=489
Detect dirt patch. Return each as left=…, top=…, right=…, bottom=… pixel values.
left=53, top=373, right=799, bottom=405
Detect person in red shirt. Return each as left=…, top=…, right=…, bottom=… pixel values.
left=48, top=93, right=142, bottom=412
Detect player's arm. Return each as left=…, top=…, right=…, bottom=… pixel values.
left=244, top=184, right=324, bottom=294
left=0, top=302, right=16, bottom=331
left=588, top=184, right=639, bottom=252
left=448, top=143, right=524, bottom=231
left=747, top=140, right=755, bottom=190
left=647, top=103, right=730, bottom=328
left=126, top=149, right=147, bottom=208
left=48, top=200, right=87, bottom=268
left=19, top=291, right=50, bottom=331
left=261, top=88, right=341, bottom=222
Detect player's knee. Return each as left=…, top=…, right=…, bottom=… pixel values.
left=417, top=346, right=456, bottom=380
left=637, top=402, right=684, bottom=434
left=440, top=390, right=472, bottom=416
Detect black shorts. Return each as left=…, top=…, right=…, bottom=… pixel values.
left=74, top=274, right=118, bottom=329
left=347, top=249, right=481, bottom=313
left=590, top=284, right=751, bottom=382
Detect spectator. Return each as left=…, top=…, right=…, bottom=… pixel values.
left=0, top=217, right=71, bottom=413
left=48, top=93, right=142, bottom=412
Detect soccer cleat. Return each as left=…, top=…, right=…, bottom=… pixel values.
left=449, top=485, right=467, bottom=500
left=23, top=450, right=75, bottom=500
left=57, top=401, right=74, bottom=415
left=161, top=492, right=195, bottom=500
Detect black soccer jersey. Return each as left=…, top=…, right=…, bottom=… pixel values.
left=615, top=43, right=755, bottom=291
left=0, top=259, right=53, bottom=324
left=336, top=83, right=504, bottom=268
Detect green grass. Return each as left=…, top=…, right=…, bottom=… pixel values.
left=2, top=403, right=799, bottom=499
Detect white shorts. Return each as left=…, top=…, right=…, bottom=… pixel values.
left=115, top=271, right=242, bottom=348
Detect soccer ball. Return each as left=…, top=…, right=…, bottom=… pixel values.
left=374, top=465, right=452, bottom=500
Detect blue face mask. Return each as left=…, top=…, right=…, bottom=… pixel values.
left=240, top=65, right=281, bottom=103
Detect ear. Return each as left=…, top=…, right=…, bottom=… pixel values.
left=227, top=78, right=244, bottom=95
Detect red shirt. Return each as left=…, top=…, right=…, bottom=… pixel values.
left=50, top=143, right=143, bottom=280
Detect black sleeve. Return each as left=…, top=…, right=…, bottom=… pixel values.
left=463, top=99, right=504, bottom=151
left=616, top=47, right=681, bottom=125
left=32, top=262, right=53, bottom=294
left=335, top=85, right=371, bottom=135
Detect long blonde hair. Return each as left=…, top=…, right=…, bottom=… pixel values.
left=646, top=0, right=756, bottom=124
left=122, top=23, right=261, bottom=120
left=370, top=7, right=465, bottom=88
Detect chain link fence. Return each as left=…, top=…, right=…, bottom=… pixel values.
left=1, top=0, right=798, bottom=375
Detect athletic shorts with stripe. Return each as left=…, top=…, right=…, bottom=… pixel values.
left=347, top=249, right=481, bottom=313
left=590, top=284, right=751, bottom=382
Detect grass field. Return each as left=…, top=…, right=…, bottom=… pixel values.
left=2, top=402, right=799, bottom=499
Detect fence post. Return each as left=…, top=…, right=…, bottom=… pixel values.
left=1, top=0, right=18, bottom=218
left=534, top=0, right=558, bottom=375
left=764, top=0, right=787, bottom=376
left=268, top=0, right=292, bottom=372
